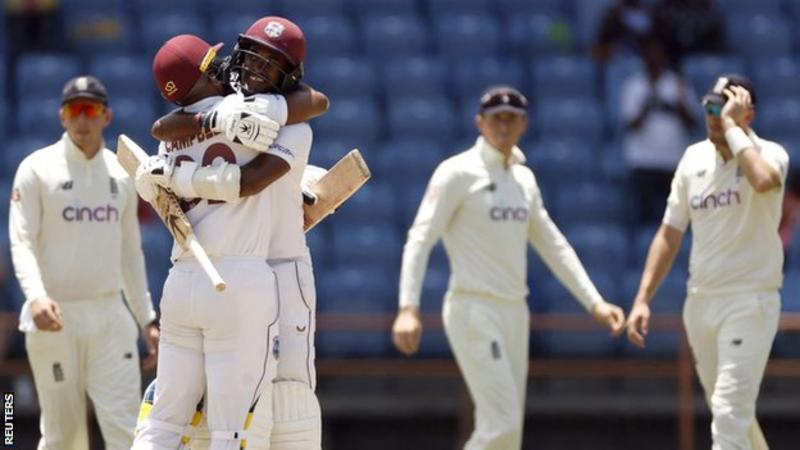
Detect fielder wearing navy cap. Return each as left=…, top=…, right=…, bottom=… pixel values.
left=61, top=75, right=108, bottom=105
left=479, top=85, right=528, bottom=116
left=702, top=73, right=756, bottom=116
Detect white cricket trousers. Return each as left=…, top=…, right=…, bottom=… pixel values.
left=133, top=257, right=279, bottom=450
left=443, top=291, right=529, bottom=450
left=25, top=295, right=141, bottom=450
left=683, top=291, right=780, bottom=450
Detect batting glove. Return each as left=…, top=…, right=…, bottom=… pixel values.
left=223, top=111, right=280, bottom=152
left=199, top=94, right=246, bottom=133
left=301, top=165, right=328, bottom=205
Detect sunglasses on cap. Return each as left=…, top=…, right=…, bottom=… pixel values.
left=702, top=96, right=724, bottom=117
left=63, top=101, right=105, bottom=119
left=480, top=90, right=528, bottom=112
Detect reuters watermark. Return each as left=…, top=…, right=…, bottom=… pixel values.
left=3, top=392, right=13, bottom=447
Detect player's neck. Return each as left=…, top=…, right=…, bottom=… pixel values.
left=73, top=137, right=103, bottom=159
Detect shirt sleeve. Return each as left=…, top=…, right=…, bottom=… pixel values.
left=9, top=157, right=48, bottom=302
left=526, top=177, right=603, bottom=312
left=620, top=75, right=645, bottom=123
left=119, top=177, right=156, bottom=329
left=765, top=144, right=789, bottom=184
left=399, top=163, right=467, bottom=309
left=265, top=123, right=311, bottom=168
left=662, top=155, right=690, bottom=232
left=252, top=94, right=288, bottom=126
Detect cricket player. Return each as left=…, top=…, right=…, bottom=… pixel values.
left=137, top=20, right=326, bottom=449
left=131, top=35, right=290, bottom=450
left=9, top=75, right=158, bottom=449
left=392, top=85, right=626, bottom=450
left=627, top=74, right=787, bottom=450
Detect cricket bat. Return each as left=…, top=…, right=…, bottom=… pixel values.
left=303, top=149, right=371, bottom=231
left=116, top=134, right=226, bottom=292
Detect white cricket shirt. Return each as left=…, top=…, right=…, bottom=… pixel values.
left=162, top=95, right=290, bottom=260
left=663, top=130, right=788, bottom=297
left=399, top=137, right=604, bottom=310
left=9, top=133, right=155, bottom=330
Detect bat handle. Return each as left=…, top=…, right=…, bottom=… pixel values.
left=186, top=234, right=227, bottom=292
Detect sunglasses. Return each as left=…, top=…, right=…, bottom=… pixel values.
left=63, top=102, right=105, bottom=119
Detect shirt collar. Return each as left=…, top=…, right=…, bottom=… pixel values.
left=62, top=132, right=105, bottom=163
left=475, top=136, right=526, bottom=168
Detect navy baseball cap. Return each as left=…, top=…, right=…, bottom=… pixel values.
left=61, top=75, right=108, bottom=105
left=479, top=85, right=528, bottom=116
left=702, top=73, right=756, bottom=108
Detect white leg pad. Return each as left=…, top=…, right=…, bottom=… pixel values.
left=270, top=381, right=321, bottom=450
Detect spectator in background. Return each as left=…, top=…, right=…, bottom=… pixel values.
left=620, top=38, right=697, bottom=225
left=592, top=0, right=655, bottom=63
left=654, top=0, right=725, bottom=68
left=4, top=0, right=62, bottom=56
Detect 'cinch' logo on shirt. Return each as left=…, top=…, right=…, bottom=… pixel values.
left=62, top=205, right=119, bottom=222
left=690, top=189, right=741, bottom=210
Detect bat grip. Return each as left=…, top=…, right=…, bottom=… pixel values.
left=186, top=234, right=226, bottom=292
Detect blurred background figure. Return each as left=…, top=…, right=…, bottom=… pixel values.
left=592, top=0, right=655, bottom=63
left=620, top=38, right=697, bottom=225
left=4, top=0, right=62, bottom=56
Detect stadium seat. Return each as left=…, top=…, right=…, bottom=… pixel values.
left=452, top=57, right=526, bottom=105
left=362, top=14, right=428, bottom=62
left=140, top=223, right=173, bottom=306
left=88, top=55, right=152, bottom=100
left=774, top=270, right=800, bottom=357
left=132, top=0, right=197, bottom=13
left=562, top=225, right=630, bottom=274
left=326, top=181, right=396, bottom=225
left=574, top=0, right=616, bottom=49
left=528, top=139, right=597, bottom=188
left=351, top=0, right=417, bottom=16
left=507, top=14, right=575, bottom=57
left=535, top=99, right=604, bottom=142
left=207, top=0, right=276, bottom=15
left=427, top=0, right=491, bottom=15
left=330, top=223, right=403, bottom=269
left=751, top=57, right=800, bottom=103
left=106, top=96, right=159, bottom=150
left=281, top=0, right=347, bottom=18
left=726, top=15, right=792, bottom=59
left=382, top=57, right=447, bottom=98
left=554, top=183, right=627, bottom=229
left=305, top=226, right=330, bottom=269
left=64, top=10, right=135, bottom=54
left=16, top=98, right=63, bottom=138
left=305, top=56, right=377, bottom=98
left=308, top=138, right=357, bottom=168
left=758, top=99, right=800, bottom=142
left=374, top=140, right=444, bottom=185
left=313, top=97, right=381, bottom=143
left=434, top=14, right=501, bottom=62
left=532, top=55, right=596, bottom=102
left=620, top=269, right=687, bottom=357
left=61, top=0, right=125, bottom=11
left=209, top=13, right=261, bottom=48
left=681, top=54, right=746, bottom=104
left=386, top=97, right=457, bottom=142
left=16, top=53, right=81, bottom=100
left=4, top=137, right=50, bottom=176
left=719, top=0, right=781, bottom=14
left=140, top=14, right=208, bottom=55
left=298, top=15, right=359, bottom=62
left=604, top=56, right=645, bottom=126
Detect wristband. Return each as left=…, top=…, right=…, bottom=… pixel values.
left=724, top=126, right=752, bottom=157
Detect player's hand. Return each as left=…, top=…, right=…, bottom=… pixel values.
left=223, top=111, right=280, bottom=151
left=392, top=307, right=423, bottom=356
left=301, top=165, right=327, bottom=206
left=591, top=301, right=625, bottom=337
left=135, top=155, right=174, bottom=202
left=626, top=300, right=651, bottom=348
left=141, top=322, right=160, bottom=371
left=721, top=85, right=751, bottom=128
left=30, top=297, right=63, bottom=332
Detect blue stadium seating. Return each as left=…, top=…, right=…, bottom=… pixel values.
left=140, top=14, right=208, bottom=55
left=281, top=0, right=347, bottom=18
left=61, top=0, right=126, bottom=11
left=351, top=0, right=418, bottom=16
left=374, top=140, right=444, bottom=185
left=386, top=97, right=457, bottom=142
left=726, top=15, right=792, bottom=59
left=604, top=56, right=645, bottom=126
left=532, top=55, right=596, bottom=102
left=4, top=137, right=50, bottom=176
left=554, top=183, right=627, bottom=229
left=140, top=223, right=173, bottom=307
left=64, top=11, right=135, bottom=54
left=751, top=57, right=800, bottom=103
left=305, top=226, right=330, bottom=269
left=507, top=14, right=575, bottom=57
left=298, top=15, right=359, bottom=62
left=773, top=271, right=800, bottom=357
left=681, top=54, right=746, bottom=104
left=427, top=0, right=491, bottom=15
left=132, top=0, right=198, bottom=14
left=574, top=0, right=616, bottom=49
left=528, top=139, right=597, bottom=189
left=105, top=96, right=159, bottom=149
left=620, top=269, right=686, bottom=357
left=452, top=57, right=526, bottom=104
left=313, top=96, right=381, bottom=143
left=207, top=0, right=276, bottom=15
left=362, top=14, right=428, bottom=62
left=496, top=0, right=563, bottom=15
left=16, top=98, right=63, bottom=138
left=326, top=181, right=397, bottom=225
left=562, top=224, right=629, bottom=274
left=317, top=266, right=395, bottom=313
left=88, top=55, right=152, bottom=100
left=382, top=57, right=447, bottom=97
left=16, top=54, right=81, bottom=100
left=434, top=14, right=501, bottom=61
left=719, top=0, right=782, bottom=15
left=535, top=99, right=604, bottom=142
left=209, top=14, right=261, bottom=49
left=305, top=56, right=377, bottom=98
left=758, top=99, right=800, bottom=142
left=330, top=223, right=403, bottom=268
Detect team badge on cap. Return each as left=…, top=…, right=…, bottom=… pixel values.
left=264, top=21, right=285, bottom=38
